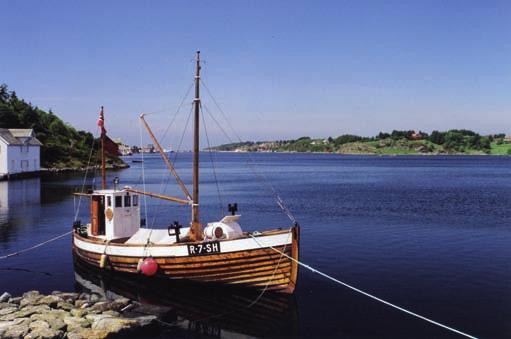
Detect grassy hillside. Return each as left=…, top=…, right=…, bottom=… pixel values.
left=210, top=130, right=508, bottom=155
left=0, top=84, right=125, bottom=169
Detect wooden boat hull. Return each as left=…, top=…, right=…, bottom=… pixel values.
left=72, top=226, right=299, bottom=293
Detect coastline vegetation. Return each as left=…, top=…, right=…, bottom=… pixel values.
left=212, top=130, right=511, bottom=155
left=0, top=84, right=125, bottom=169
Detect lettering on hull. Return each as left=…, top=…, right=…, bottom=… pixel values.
left=187, top=241, right=221, bottom=256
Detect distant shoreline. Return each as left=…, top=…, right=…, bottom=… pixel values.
left=209, top=150, right=509, bottom=156
left=0, top=163, right=129, bottom=182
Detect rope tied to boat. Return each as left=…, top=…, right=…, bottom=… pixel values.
left=0, top=230, right=73, bottom=260
left=248, top=233, right=478, bottom=339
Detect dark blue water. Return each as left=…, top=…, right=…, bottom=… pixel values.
left=1, top=153, right=510, bottom=338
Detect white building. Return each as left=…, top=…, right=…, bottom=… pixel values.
left=0, top=129, right=42, bottom=176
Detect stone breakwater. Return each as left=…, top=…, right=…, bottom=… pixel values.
left=0, top=290, right=160, bottom=339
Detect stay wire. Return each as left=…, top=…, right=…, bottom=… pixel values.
left=74, top=132, right=97, bottom=221
left=201, top=103, right=296, bottom=224
left=150, top=84, right=194, bottom=228
left=139, top=120, right=149, bottom=226
left=157, top=82, right=194, bottom=145
left=150, top=103, right=194, bottom=228
left=200, top=102, right=224, bottom=218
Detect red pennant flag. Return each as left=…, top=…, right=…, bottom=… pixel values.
left=97, top=106, right=106, bottom=134
left=104, top=135, right=120, bottom=156
left=97, top=106, right=119, bottom=156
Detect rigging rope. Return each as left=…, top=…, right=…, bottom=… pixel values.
left=201, top=102, right=297, bottom=224
left=149, top=103, right=194, bottom=228
left=139, top=119, right=149, bottom=225
left=248, top=233, right=477, bottom=339
left=150, top=84, right=194, bottom=228
left=200, top=103, right=224, bottom=218
left=74, top=132, right=97, bottom=221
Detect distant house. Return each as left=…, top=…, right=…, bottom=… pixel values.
left=113, top=138, right=132, bottom=156
left=411, top=131, right=425, bottom=140
left=0, top=129, right=42, bottom=176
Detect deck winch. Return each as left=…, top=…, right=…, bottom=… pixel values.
left=204, top=215, right=243, bottom=240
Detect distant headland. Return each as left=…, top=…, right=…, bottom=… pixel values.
left=0, top=84, right=127, bottom=173
left=209, top=130, right=511, bottom=155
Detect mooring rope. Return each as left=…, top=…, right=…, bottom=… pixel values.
left=0, top=231, right=73, bottom=260
left=248, top=233, right=477, bottom=339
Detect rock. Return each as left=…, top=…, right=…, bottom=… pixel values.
left=133, top=315, right=157, bottom=327
left=0, top=291, right=160, bottom=338
left=7, top=297, right=22, bottom=305
left=56, top=301, right=74, bottom=311
left=2, top=322, right=29, bottom=338
left=78, top=293, right=89, bottom=301
left=25, top=327, right=63, bottom=339
left=1, top=305, right=50, bottom=321
left=63, top=316, right=90, bottom=332
left=38, top=295, right=63, bottom=308
left=29, top=319, right=50, bottom=330
left=22, top=291, right=41, bottom=299
left=53, top=292, right=78, bottom=303
left=0, top=292, right=11, bottom=302
left=90, top=316, right=140, bottom=333
left=66, top=328, right=109, bottom=339
left=70, top=308, right=86, bottom=318
left=85, top=313, right=113, bottom=323
left=109, top=297, right=130, bottom=311
left=90, top=301, right=111, bottom=312
left=89, top=294, right=103, bottom=303
left=20, top=291, right=43, bottom=307
left=0, top=306, right=18, bottom=316
left=30, top=311, right=67, bottom=331
left=0, top=320, right=11, bottom=337
left=102, top=310, right=120, bottom=317
left=74, top=300, right=88, bottom=308
left=0, top=302, right=17, bottom=309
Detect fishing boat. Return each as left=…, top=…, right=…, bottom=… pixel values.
left=72, top=51, right=300, bottom=293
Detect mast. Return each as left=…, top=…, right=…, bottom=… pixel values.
left=100, top=106, right=106, bottom=190
left=191, top=51, right=202, bottom=240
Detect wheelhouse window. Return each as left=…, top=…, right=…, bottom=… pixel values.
left=106, top=196, right=112, bottom=207
left=133, top=195, right=138, bottom=206
left=124, top=195, right=131, bottom=207
left=115, top=196, right=122, bottom=208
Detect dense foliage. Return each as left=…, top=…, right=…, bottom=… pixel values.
left=0, top=84, right=123, bottom=168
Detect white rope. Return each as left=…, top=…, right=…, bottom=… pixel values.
left=248, top=233, right=477, bottom=339
left=0, top=231, right=73, bottom=260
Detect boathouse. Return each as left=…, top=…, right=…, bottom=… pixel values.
left=0, top=129, right=42, bottom=176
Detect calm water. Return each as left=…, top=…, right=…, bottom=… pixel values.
left=0, top=153, right=510, bottom=338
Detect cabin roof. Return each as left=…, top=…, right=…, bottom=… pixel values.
left=0, top=128, right=42, bottom=146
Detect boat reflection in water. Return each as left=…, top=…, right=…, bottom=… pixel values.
left=73, top=259, right=299, bottom=338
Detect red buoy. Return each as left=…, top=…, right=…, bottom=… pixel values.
left=140, top=257, right=158, bottom=276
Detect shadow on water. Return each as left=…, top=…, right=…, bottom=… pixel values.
left=73, top=258, right=299, bottom=338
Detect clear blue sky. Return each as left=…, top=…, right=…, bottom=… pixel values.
left=1, top=1, right=510, bottom=147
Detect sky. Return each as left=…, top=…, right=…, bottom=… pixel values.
left=1, top=1, right=510, bottom=147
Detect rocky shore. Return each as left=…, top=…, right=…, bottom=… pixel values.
left=0, top=290, right=160, bottom=339
left=0, top=163, right=129, bottom=182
